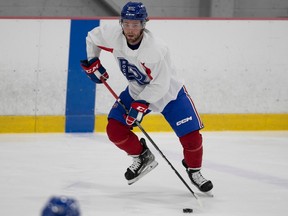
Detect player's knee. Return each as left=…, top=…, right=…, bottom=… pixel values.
left=106, top=118, right=130, bottom=144
left=179, top=130, right=202, bottom=151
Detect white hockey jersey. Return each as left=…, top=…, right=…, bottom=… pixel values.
left=86, top=24, right=184, bottom=112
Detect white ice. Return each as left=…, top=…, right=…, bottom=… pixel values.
left=0, top=131, right=288, bottom=216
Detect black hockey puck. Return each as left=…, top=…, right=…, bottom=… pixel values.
left=183, top=208, right=193, bottom=213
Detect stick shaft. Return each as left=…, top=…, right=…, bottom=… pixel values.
left=100, top=78, right=199, bottom=200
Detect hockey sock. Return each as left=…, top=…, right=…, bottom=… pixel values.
left=179, top=130, right=203, bottom=169
left=106, top=118, right=143, bottom=155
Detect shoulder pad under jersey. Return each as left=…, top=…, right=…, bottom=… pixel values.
left=138, top=30, right=168, bottom=64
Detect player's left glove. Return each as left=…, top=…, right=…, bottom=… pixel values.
left=126, top=100, right=149, bottom=126
left=80, top=57, right=109, bottom=83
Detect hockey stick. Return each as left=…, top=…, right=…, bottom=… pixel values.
left=100, top=77, right=200, bottom=203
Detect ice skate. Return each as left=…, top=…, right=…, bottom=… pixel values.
left=182, top=159, right=213, bottom=192
left=125, top=138, right=158, bottom=185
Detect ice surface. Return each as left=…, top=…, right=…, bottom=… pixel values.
left=0, top=131, right=287, bottom=216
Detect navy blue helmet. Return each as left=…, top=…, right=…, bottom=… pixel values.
left=41, top=196, right=80, bottom=216
left=121, top=2, right=148, bottom=22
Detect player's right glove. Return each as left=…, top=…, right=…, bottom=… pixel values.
left=80, top=57, right=109, bottom=83
left=126, top=100, right=149, bottom=126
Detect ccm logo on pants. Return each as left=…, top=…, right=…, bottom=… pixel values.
left=176, top=116, right=192, bottom=126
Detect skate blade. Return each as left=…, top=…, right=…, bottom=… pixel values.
left=127, top=161, right=158, bottom=185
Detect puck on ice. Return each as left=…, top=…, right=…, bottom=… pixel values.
left=183, top=208, right=193, bottom=213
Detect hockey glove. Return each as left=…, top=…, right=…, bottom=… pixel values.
left=126, top=100, right=149, bottom=126
left=80, top=57, right=109, bottom=83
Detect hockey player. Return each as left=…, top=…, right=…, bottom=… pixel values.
left=80, top=2, right=213, bottom=192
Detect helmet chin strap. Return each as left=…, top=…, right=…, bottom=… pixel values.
left=139, top=28, right=145, bottom=35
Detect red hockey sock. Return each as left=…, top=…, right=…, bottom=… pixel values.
left=106, top=119, right=143, bottom=155
left=179, top=130, right=203, bottom=169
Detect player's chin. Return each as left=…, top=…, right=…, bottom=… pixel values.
left=127, top=37, right=137, bottom=44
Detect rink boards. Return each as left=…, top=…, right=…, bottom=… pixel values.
left=0, top=18, right=287, bottom=132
